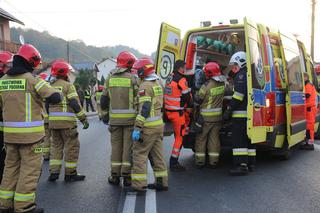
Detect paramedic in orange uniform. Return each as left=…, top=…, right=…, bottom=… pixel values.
left=164, top=60, right=192, bottom=171
left=301, top=73, right=317, bottom=150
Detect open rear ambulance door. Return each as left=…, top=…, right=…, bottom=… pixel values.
left=244, top=17, right=267, bottom=144
left=279, top=32, right=306, bottom=147
left=155, top=23, right=181, bottom=84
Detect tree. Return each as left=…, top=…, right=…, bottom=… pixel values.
left=74, top=69, right=96, bottom=90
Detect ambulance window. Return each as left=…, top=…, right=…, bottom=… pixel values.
left=249, top=39, right=264, bottom=89
left=281, top=36, right=303, bottom=91
left=298, top=46, right=307, bottom=73
left=310, top=62, right=320, bottom=92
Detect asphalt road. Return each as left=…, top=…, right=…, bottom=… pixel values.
left=37, top=117, right=320, bottom=213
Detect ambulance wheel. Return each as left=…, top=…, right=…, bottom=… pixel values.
left=272, top=141, right=291, bottom=160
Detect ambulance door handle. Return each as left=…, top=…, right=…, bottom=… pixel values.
left=254, top=103, right=261, bottom=110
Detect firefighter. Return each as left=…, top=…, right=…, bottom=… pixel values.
left=0, top=44, right=61, bottom=213
left=194, top=62, right=225, bottom=169
left=100, top=51, right=138, bottom=186
left=85, top=87, right=95, bottom=112
left=95, top=85, right=104, bottom=120
left=39, top=73, right=52, bottom=161
left=48, top=59, right=89, bottom=182
left=301, top=72, right=317, bottom=150
left=0, top=51, right=13, bottom=184
left=164, top=60, right=192, bottom=171
left=127, top=57, right=168, bottom=193
left=223, top=51, right=256, bottom=176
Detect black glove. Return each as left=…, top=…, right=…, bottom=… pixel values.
left=222, top=108, right=232, bottom=121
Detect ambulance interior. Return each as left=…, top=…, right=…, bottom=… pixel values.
left=184, top=28, right=246, bottom=145
left=186, top=28, right=245, bottom=95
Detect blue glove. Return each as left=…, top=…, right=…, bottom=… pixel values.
left=132, top=129, right=141, bottom=142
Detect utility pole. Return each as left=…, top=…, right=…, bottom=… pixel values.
left=311, top=0, right=316, bottom=61
left=67, top=41, right=70, bottom=63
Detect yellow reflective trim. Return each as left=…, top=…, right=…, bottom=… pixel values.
left=131, top=174, right=147, bottom=180
left=14, top=192, right=35, bottom=202
left=248, top=152, right=256, bottom=157
left=139, top=96, right=152, bottom=103
left=232, top=92, right=244, bottom=101
left=233, top=152, right=248, bottom=156
left=144, top=119, right=163, bottom=127
left=35, top=80, right=47, bottom=92
left=210, top=86, right=225, bottom=96
left=195, top=153, right=206, bottom=157
left=153, top=86, right=163, bottom=96
left=50, top=159, right=62, bottom=166
left=109, top=78, right=131, bottom=87
left=53, top=86, right=63, bottom=92
left=0, top=79, right=26, bottom=91
left=65, top=162, right=77, bottom=168
left=129, top=88, right=133, bottom=109
left=110, top=113, right=136, bottom=118
left=200, top=111, right=222, bottom=116
left=122, top=162, right=131, bottom=166
left=111, top=161, right=122, bottom=166
left=3, top=126, right=44, bottom=133
left=0, top=190, right=14, bottom=199
left=154, top=170, right=168, bottom=177
left=232, top=114, right=247, bottom=118
left=67, top=92, right=78, bottom=99
left=136, top=115, right=146, bottom=122
left=76, top=110, right=85, bottom=117
left=49, top=116, right=77, bottom=121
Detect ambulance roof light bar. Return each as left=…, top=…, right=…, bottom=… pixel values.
left=201, top=21, right=211, bottom=27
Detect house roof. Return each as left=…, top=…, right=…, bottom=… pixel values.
left=0, top=8, right=24, bottom=25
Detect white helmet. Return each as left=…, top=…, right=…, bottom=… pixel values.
left=229, top=51, right=247, bottom=68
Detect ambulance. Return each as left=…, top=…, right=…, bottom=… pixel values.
left=155, top=17, right=320, bottom=158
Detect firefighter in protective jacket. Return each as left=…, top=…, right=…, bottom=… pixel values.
left=223, top=51, right=256, bottom=176
left=0, top=44, right=61, bottom=213
left=48, top=59, right=89, bottom=182
left=100, top=51, right=138, bottom=186
left=194, top=62, right=225, bottom=168
left=0, top=51, right=13, bottom=183
left=127, top=58, right=168, bottom=194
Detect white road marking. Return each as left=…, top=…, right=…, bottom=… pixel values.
left=146, top=161, right=157, bottom=213
left=122, top=193, right=137, bottom=213
left=313, top=143, right=320, bottom=151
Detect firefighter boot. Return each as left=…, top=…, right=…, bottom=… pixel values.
left=229, top=164, right=249, bottom=176
left=300, top=142, right=314, bottom=151
left=147, top=178, right=168, bottom=191
left=108, top=176, right=120, bottom=185
left=170, top=157, right=186, bottom=172
left=0, top=208, right=13, bottom=213
left=25, top=208, right=44, bottom=213
left=65, top=174, right=86, bottom=182
left=48, top=173, right=59, bottom=182
left=123, top=176, right=131, bottom=187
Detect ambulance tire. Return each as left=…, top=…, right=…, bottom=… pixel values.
left=272, top=140, right=291, bottom=161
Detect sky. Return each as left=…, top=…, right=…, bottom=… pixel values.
left=1, top=0, right=319, bottom=61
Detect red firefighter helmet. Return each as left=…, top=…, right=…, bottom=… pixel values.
left=315, top=64, right=320, bottom=74
left=51, top=59, right=72, bottom=77
left=117, top=51, right=137, bottom=69
left=98, top=85, right=104, bottom=91
left=39, top=73, right=48, bottom=80
left=132, top=57, right=155, bottom=78
left=17, top=44, right=41, bottom=68
left=203, top=62, right=221, bottom=79
left=0, top=51, right=13, bottom=73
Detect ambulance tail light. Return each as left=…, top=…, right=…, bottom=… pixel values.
left=186, top=42, right=196, bottom=70
left=265, top=93, right=275, bottom=126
